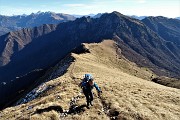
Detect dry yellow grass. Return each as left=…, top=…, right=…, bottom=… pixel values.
left=0, top=40, right=179, bottom=120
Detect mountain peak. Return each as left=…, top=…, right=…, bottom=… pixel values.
left=112, top=11, right=123, bottom=15
left=101, top=11, right=124, bottom=18
left=76, top=16, right=92, bottom=23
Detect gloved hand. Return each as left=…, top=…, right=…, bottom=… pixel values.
left=98, top=91, right=102, bottom=98
left=98, top=91, right=102, bottom=95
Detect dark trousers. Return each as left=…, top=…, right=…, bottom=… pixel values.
left=83, top=89, right=93, bottom=106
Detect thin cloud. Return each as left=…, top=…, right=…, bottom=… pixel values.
left=40, top=5, right=47, bottom=7
left=0, top=6, right=44, bottom=15
left=113, top=0, right=124, bottom=3
left=137, top=0, right=146, bottom=3
left=63, top=4, right=86, bottom=7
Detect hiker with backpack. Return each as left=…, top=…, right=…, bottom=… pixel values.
left=79, top=74, right=102, bottom=108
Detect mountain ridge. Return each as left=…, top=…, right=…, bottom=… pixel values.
left=142, top=16, right=180, bottom=45
left=0, top=11, right=180, bottom=109
left=0, top=40, right=179, bottom=119
left=1, top=11, right=180, bottom=80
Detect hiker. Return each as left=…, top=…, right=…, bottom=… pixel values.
left=80, top=74, right=102, bottom=108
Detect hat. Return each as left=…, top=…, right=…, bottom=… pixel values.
left=84, top=74, right=93, bottom=81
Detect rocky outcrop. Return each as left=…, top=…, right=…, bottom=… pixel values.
left=152, top=76, right=180, bottom=89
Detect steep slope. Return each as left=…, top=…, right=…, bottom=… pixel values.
left=0, top=24, right=57, bottom=80
left=0, top=24, right=57, bottom=108
left=110, top=13, right=180, bottom=77
left=142, top=16, right=180, bottom=45
left=0, top=24, right=57, bottom=66
left=1, top=11, right=180, bottom=109
left=0, top=40, right=179, bottom=120
left=1, top=11, right=180, bottom=82
left=0, top=12, right=76, bottom=36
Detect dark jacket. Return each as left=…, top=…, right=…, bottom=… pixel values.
left=81, top=81, right=101, bottom=92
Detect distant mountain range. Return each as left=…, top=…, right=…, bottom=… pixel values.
left=72, top=14, right=95, bottom=18
left=130, top=15, right=147, bottom=20
left=130, top=15, right=180, bottom=20
left=1, top=12, right=179, bottom=36
left=0, top=11, right=76, bottom=36
left=71, top=13, right=103, bottom=18
left=0, top=11, right=180, bottom=108
left=0, top=12, right=105, bottom=36
left=176, top=17, right=180, bottom=20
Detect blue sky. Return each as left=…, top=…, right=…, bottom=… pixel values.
left=0, top=0, right=179, bottom=18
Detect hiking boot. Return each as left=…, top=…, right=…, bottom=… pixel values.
left=90, top=102, right=93, bottom=106
left=86, top=106, right=90, bottom=109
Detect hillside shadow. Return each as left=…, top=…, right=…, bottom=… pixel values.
left=34, top=104, right=87, bottom=116
left=68, top=104, right=87, bottom=114
left=35, top=105, right=63, bottom=114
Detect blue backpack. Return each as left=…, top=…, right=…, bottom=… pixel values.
left=81, top=74, right=101, bottom=92
left=80, top=74, right=93, bottom=88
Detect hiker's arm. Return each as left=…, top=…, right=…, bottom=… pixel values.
left=78, top=82, right=82, bottom=87
left=94, top=82, right=101, bottom=92
left=79, top=81, right=85, bottom=88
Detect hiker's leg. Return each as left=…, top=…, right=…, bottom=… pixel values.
left=86, top=94, right=90, bottom=107
left=89, top=91, right=93, bottom=105
left=83, top=90, right=89, bottom=106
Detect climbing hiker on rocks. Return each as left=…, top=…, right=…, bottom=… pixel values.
left=80, top=74, right=102, bottom=109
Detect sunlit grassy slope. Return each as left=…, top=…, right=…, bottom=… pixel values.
left=0, top=40, right=180, bottom=120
